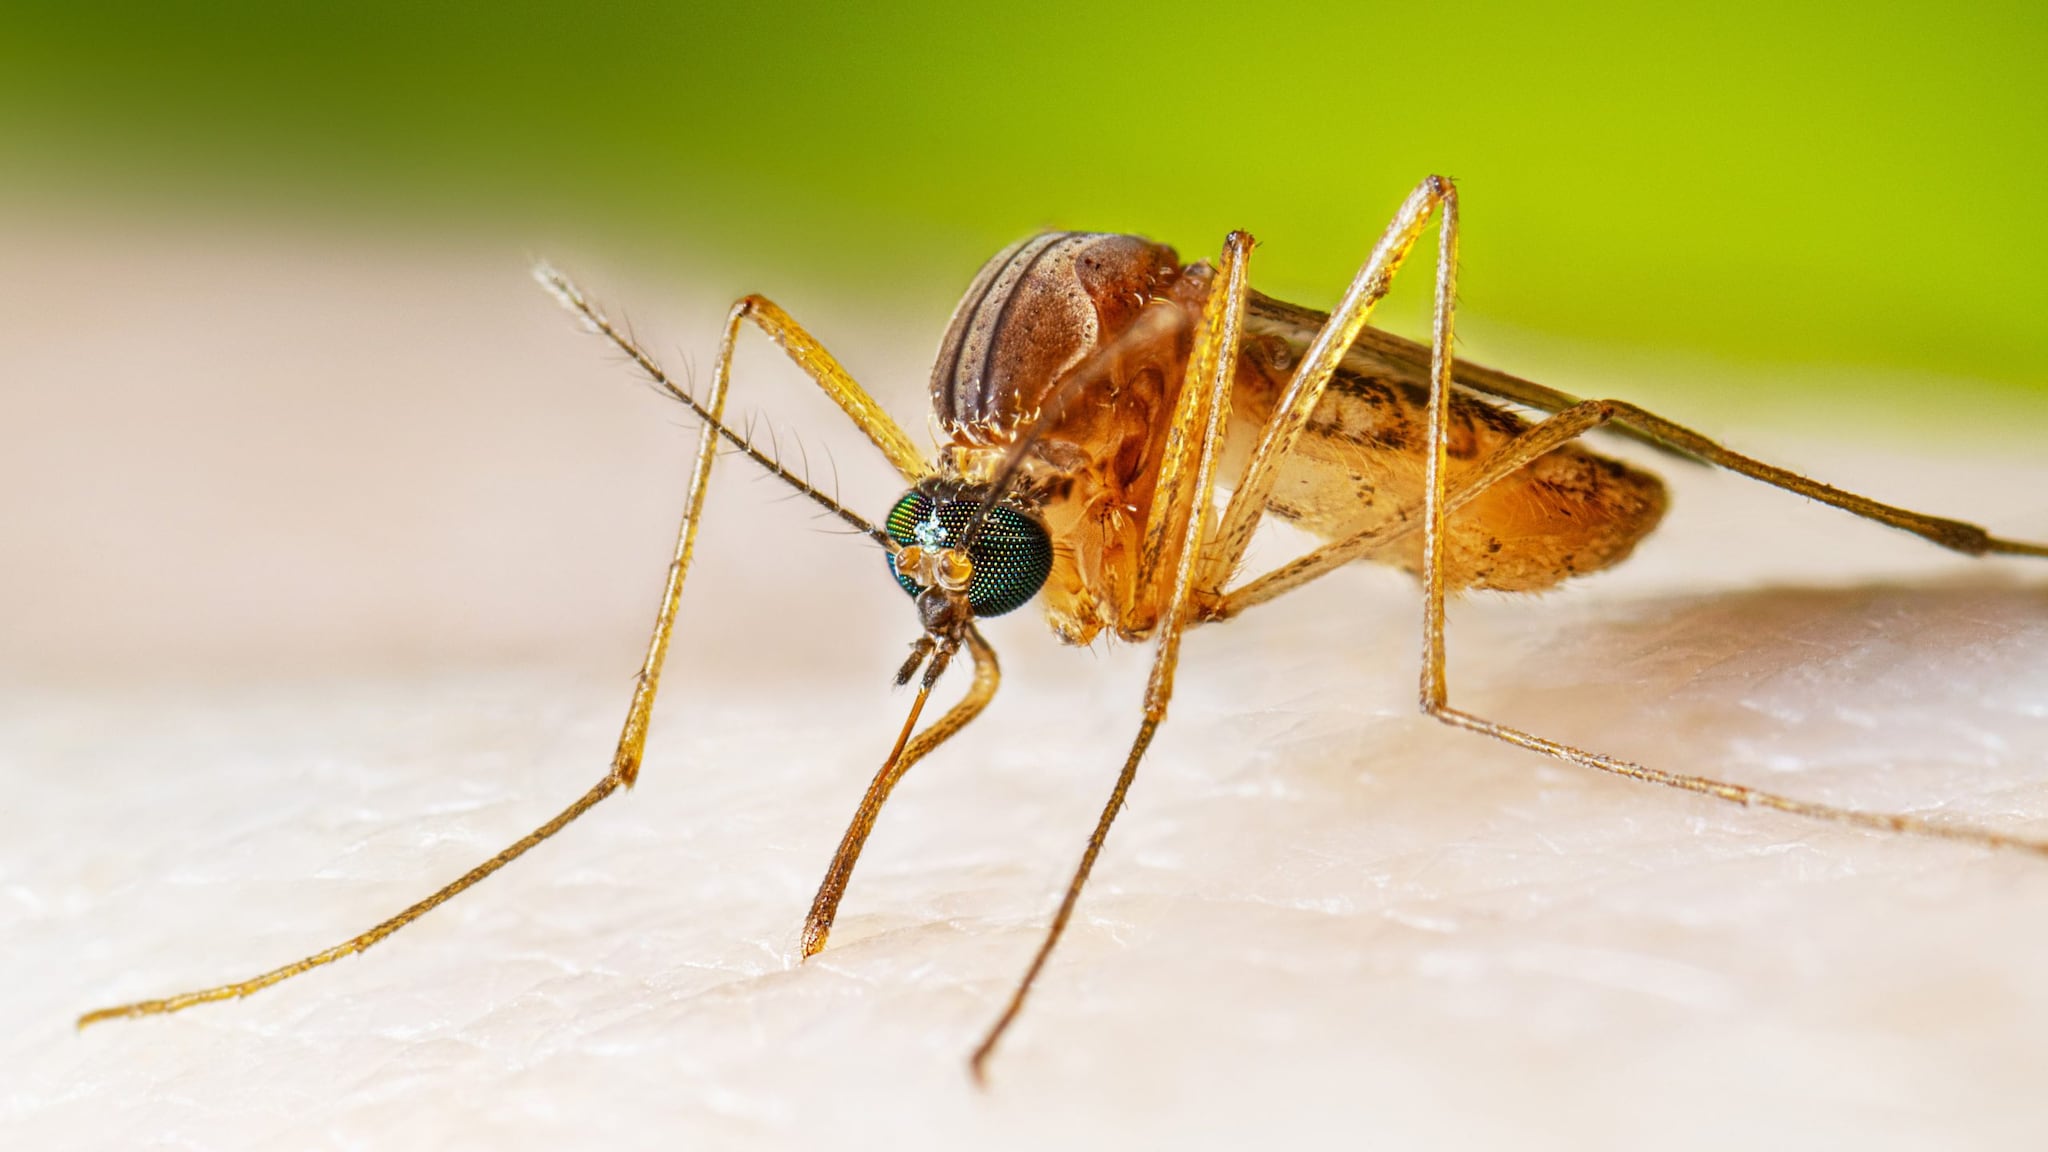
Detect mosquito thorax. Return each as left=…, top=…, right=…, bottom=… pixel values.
left=885, top=487, right=1053, bottom=618
left=929, top=231, right=1184, bottom=442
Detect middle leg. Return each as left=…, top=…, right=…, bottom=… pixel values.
left=968, top=231, right=1255, bottom=1079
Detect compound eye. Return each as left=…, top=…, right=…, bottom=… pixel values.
left=962, top=505, right=1052, bottom=617
left=883, top=491, right=1052, bottom=618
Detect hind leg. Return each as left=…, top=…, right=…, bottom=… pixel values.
left=1204, top=175, right=2047, bottom=854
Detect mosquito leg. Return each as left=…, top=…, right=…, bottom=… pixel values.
left=1595, top=401, right=2048, bottom=559
left=76, top=288, right=750, bottom=1027
left=969, top=233, right=1253, bottom=1081
left=1124, top=233, right=1255, bottom=625
left=1386, top=180, right=2048, bottom=858
left=718, top=294, right=934, bottom=483
left=801, top=626, right=1001, bottom=958
left=1409, top=461, right=2048, bottom=852
left=1194, top=177, right=1452, bottom=599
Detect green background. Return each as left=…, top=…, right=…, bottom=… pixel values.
left=5, top=1, right=2042, bottom=404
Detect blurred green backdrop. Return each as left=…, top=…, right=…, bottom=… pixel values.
left=4, top=0, right=2043, bottom=401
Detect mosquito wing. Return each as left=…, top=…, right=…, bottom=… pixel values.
left=1243, top=292, right=1703, bottom=464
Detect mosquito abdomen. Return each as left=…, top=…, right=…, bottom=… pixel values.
left=1229, top=340, right=1670, bottom=592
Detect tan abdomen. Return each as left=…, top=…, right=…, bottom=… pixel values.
left=1231, top=336, right=1668, bottom=593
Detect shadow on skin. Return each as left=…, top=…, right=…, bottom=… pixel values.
left=1178, top=570, right=2046, bottom=852
left=1422, top=570, right=2048, bottom=828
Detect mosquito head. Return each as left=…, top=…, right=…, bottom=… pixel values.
left=883, top=484, right=1052, bottom=637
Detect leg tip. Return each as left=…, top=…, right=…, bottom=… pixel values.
left=798, top=922, right=829, bottom=962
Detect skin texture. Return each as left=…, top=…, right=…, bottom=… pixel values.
left=10, top=217, right=2048, bottom=1150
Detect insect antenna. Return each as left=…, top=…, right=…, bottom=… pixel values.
left=534, top=262, right=897, bottom=552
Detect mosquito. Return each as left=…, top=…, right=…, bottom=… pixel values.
left=80, top=176, right=2048, bottom=1080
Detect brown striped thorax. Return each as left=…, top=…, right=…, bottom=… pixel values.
left=900, top=231, right=1668, bottom=646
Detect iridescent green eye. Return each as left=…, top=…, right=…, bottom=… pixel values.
left=884, top=491, right=1053, bottom=617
